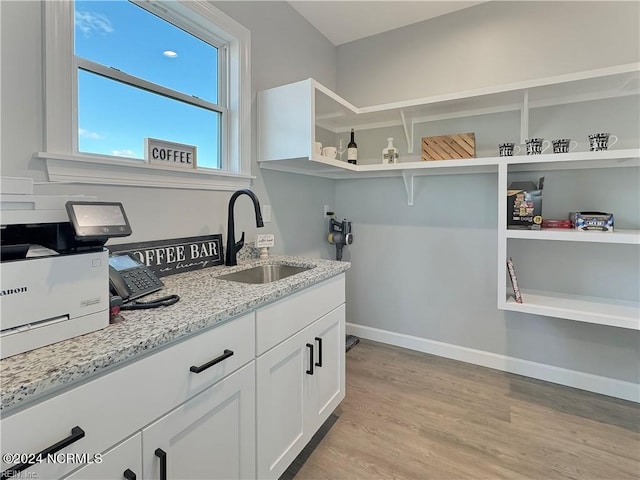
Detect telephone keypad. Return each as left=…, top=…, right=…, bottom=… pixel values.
left=122, top=268, right=163, bottom=298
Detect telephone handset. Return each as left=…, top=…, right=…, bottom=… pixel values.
left=109, top=254, right=179, bottom=310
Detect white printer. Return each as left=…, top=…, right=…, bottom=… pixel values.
left=0, top=177, right=132, bottom=359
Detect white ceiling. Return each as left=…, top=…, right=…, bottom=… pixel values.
left=288, top=1, right=487, bottom=46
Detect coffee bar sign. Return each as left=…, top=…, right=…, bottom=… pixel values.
left=109, top=235, right=223, bottom=277
left=145, top=137, right=197, bottom=169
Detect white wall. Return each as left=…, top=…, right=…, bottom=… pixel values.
left=334, top=1, right=640, bottom=387
left=0, top=0, right=336, bottom=258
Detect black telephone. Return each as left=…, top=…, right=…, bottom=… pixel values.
left=109, top=254, right=179, bottom=309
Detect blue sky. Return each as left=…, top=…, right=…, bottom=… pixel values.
left=75, top=1, right=220, bottom=168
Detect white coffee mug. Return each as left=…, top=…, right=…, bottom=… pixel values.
left=552, top=139, right=578, bottom=154
left=313, top=142, right=322, bottom=156
left=322, top=146, right=337, bottom=159
left=588, top=133, right=618, bottom=151
left=525, top=138, right=551, bottom=155
left=499, top=143, right=521, bottom=156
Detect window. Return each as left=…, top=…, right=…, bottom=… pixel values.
left=42, top=0, right=252, bottom=190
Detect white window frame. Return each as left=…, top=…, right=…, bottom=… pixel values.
left=39, top=0, right=253, bottom=191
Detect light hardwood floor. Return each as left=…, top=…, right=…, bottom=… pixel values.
left=293, top=340, right=640, bottom=480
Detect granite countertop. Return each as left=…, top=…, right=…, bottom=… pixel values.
left=0, top=255, right=350, bottom=413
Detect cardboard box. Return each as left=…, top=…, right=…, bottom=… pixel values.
left=570, top=212, right=614, bottom=232
left=507, top=177, right=544, bottom=229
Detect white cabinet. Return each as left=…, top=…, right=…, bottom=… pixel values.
left=305, top=306, right=345, bottom=435
left=1, top=313, right=255, bottom=480
left=256, top=305, right=345, bottom=480
left=1, top=277, right=348, bottom=480
left=255, top=326, right=307, bottom=479
left=255, top=276, right=346, bottom=480
left=142, top=362, right=255, bottom=480
left=64, top=434, right=142, bottom=480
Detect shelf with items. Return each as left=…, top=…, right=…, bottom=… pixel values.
left=500, top=239, right=640, bottom=330
left=262, top=148, right=640, bottom=178
left=259, top=154, right=502, bottom=205
left=503, top=289, right=639, bottom=330
left=258, top=65, right=639, bottom=328
left=497, top=151, right=640, bottom=329
left=258, top=154, right=501, bottom=178
left=314, top=63, right=639, bottom=147
left=505, top=148, right=640, bottom=172
left=257, top=63, right=639, bottom=175
left=260, top=148, right=639, bottom=206
left=505, top=228, right=640, bottom=245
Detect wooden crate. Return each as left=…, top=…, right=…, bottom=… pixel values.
left=422, top=133, right=475, bottom=161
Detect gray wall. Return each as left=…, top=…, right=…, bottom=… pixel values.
left=0, top=0, right=336, bottom=258
left=335, top=1, right=640, bottom=383
left=337, top=1, right=640, bottom=105
left=213, top=1, right=337, bottom=258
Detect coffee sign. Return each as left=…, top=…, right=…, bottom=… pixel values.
left=145, top=138, right=197, bottom=169
left=109, top=234, right=223, bottom=277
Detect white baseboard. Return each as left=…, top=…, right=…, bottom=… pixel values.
left=346, top=323, right=639, bottom=403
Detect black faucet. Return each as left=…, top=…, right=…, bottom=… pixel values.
left=225, top=189, right=264, bottom=266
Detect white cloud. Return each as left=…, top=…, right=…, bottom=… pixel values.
left=79, top=128, right=103, bottom=140
left=75, top=10, right=114, bottom=37
left=112, top=149, right=137, bottom=158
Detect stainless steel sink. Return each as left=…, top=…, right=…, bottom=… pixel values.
left=217, top=264, right=313, bottom=284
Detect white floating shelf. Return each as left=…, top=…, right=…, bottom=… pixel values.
left=258, top=64, right=640, bottom=180
left=313, top=63, right=640, bottom=134
left=506, top=228, right=640, bottom=245
left=507, top=148, right=640, bottom=171
left=259, top=149, right=639, bottom=205
left=260, top=148, right=640, bottom=179
left=502, top=289, right=640, bottom=330
left=259, top=156, right=500, bottom=180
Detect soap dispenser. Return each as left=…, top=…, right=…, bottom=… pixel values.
left=382, top=138, right=398, bottom=164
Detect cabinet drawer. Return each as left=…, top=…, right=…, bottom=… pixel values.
left=63, top=433, right=142, bottom=480
left=1, top=313, right=254, bottom=480
left=256, top=274, right=345, bottom=355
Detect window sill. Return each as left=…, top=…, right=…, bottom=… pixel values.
left=37, top=152, right=254, bottom=191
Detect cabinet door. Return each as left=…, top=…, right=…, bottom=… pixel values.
left=305, top=304, right=345, bottom=434
left=256, top=328, right=310, bottom=480
left=142, top=362, right=255, bottom=480
left=64, top=434, right=142, bottom=480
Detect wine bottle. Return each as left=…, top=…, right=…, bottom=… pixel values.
left=347, top=128, right=357, bottom=165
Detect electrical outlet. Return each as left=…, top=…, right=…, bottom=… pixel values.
left=323, top=204, right=332, bottom=218
left=262, top=205, right=271, bottom=223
